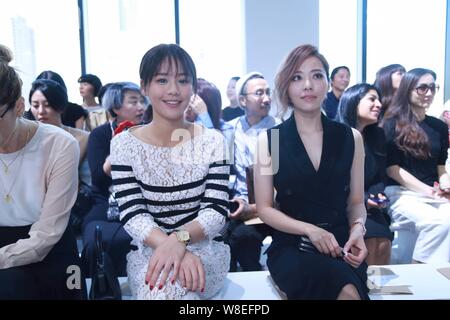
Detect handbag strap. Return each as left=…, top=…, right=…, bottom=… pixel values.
left=94, top=225, right=104, bottom=270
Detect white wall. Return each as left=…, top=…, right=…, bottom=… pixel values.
left=244, top=0, right=319, bottom=90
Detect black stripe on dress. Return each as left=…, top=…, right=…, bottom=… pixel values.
left=111, top=165, right=133, bottom=171
left=119, top=198, right=147, bottom=212
left=119, top=192, right=206, bottom=212
left=205, top=183, right=229, bottom=193
left=145, top=193, right=204, bottom=206
left=151, top=205, right=201, bottom=219
left=121, top=208, right=150, bottom=225
left=154, top=212, right=199, bottom=229
left=113, top=176, right=138, bottom=186
left=115, top=187, right=141, bottom=199
left=137, top=176, right=207, bottom=193
left=203, top=204, right=228, bottom=217
left=121, top=207, right=201, bottom=225
left=202, top=197, right=229, bottom=208
left=206, top=173, right=229, bottom=181
left=209, top=161, right=229, bottom=168
left=113, top=176, right=208, bottom=193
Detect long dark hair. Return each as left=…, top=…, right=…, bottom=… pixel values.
left=337, top=83, right=384, bottom=155
left=140, top=44, right=197, bottom=93
left=29, top=79, right=68, bottom=112
left=336, top=83, right=380, bottom=127
left=197, top=78, right=222, bottom=130
left=36, top=70, right=67, bottom=90
left=373, top=64, right=405, bottom=115
left=381, top=68, right=436, bottom=159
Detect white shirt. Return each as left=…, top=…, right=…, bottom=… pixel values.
left=0, top=123, right=79, bottom=269
left=228, top=115, right=281, bottom=202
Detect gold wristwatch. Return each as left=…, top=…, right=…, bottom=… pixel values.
left=172, top=230, right=190, bottom=245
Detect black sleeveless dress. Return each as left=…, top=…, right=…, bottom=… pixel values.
left=266, top=114, right=369, bottom=300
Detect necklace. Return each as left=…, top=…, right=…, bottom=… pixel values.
left=0, top=124, right=31, bottom=203
left=0, top=123, right=20, bottom=174
left=0, top=151, right=21, bottom=175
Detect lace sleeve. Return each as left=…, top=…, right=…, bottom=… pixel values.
left=195, top=133, right=230, bottom=240
left=110, top=134, right=160, bottom=245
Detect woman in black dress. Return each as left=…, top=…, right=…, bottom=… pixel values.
left=337, top=83, right=393, bottom=265
left=254, top=44, right=369, bottom=300
left=380, top=68, right=450, bottom=264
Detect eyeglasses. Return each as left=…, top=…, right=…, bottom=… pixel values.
left=414, top=83, right=440, bottom=96
left=243, top=88, right=272, bottom=98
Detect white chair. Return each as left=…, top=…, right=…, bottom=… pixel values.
left=259, top=236, right=272, bottom=270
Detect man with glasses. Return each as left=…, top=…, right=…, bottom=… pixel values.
left=225, top=72, right=280, bottom=272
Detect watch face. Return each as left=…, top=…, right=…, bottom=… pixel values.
left=177, top=230, right=190, bottom=243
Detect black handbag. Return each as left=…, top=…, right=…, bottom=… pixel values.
left=89, top=225, right=122, bottom=300
left=70, top=183, right=94, bottom=235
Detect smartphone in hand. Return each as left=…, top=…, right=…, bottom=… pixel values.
left=374, top=196, right=390, bottom=204
left=229, top=201, right=239, bottom=213
left=369, top=193, right=389, bottom=204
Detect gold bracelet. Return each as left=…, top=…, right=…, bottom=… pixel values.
left=350, top=221, right=366, bottom=236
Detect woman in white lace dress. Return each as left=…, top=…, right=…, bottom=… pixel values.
left=110, top=44, right=230, bottom=300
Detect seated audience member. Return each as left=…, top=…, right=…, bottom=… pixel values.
left=323, top=66, right=350, bottom=119
left=226, top=72, right=280, bottom=272
left=97, top=82, right=113, bottom=106
left=183, top=83, right=214, bottom=129
left=439, top=105, right=450, bottom=143
left=185, top=78, right=234, bottom=147
left=29, top=79, right=91, bottom=233
left=373, top=64, right=406, bottom=120
left=222, top=76, right=244, bottom=121
left=38, top=71, right=87, bottom=129
left=78, top=74, right=111, bottom=131
left=82, top=82, right=147, bottom=277
left=255, top=44, right=369, bottom=300
left=381, top=68, right=450, bottom=264
left=336, top=83, right=393, bottom=265
left=29, top=79, right=90, bottom=183
left=0, top=44, right=84, bottom=299
left=23, top=70, right=88, bottom=129
left=440, top=106, right=450, bottom=172
left=29, top=79, right=91, bottom=235
left=110, top=44, right=230, bottom=299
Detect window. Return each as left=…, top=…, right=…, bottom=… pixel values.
left=83, top=0, right=175, bottom=92
left=0, top=0, right=80, bottom=105
left=367, top=0, right=447, bottom=116
left=179, top=0, right=245, bottom=107
left=319, top=0, right=358, bottom=85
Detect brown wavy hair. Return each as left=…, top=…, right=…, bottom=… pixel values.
left=0, top=44, right=22, bottom=111
left=381, top=68, right=436, bottom=159
left=373, top=64, right=406, bottom=115
left=275, top=44, right=329, bottom=118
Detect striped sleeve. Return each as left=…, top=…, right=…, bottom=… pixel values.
left=194, top=133, right=231, bottom=239
left=110, top=135, right=159, bottom=245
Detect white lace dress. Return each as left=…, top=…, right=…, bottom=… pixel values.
left=110, top=127, right=230, bottom=300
